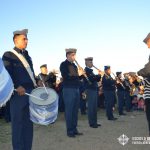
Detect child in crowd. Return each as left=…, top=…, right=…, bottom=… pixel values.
left=138, top=97, right=145, bottom=111
left=132, top=95, right=138, bottom=110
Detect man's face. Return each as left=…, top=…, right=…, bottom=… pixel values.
left=128, top=75, right=133, bottom=83
left=118, top=74, right=122, bottom=78
left=67, top=53, right=76, bottom=62
left=86, top=61, right=93, bottom=68
left=14, top=34, right=28, bottom=49
left=41, top=67, right=48, bottom=75
left=146, top=39, right=150, bottom=48
left=105, top=69, right=111, bottom=75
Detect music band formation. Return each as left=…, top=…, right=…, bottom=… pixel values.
left=0, top=29, right=150, bottom=150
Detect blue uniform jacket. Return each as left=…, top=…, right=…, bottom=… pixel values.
left=60, top=59, right=83, bottom=88
left=84, top=67, right=101, bottom=90
left=2, top=47, right=35, bottom=89
left=102, top=74, right=116, bottom=91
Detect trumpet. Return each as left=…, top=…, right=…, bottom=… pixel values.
left=74, top=60, right=92, bottom=85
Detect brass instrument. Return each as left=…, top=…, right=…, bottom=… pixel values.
left=130, top=84, right=136, bottom=96
left=92, top=65, right=104, bottom=76
left=126, top=72, right=143, bottom=84
left=74, top=60, right=92, bottom=85
left=112, top=73, right=125, bottom=89
left=130, top=74, right=144, bottom=95
left=123, top=72, right=142, bottom=96
left=123, top=74, right=134, bottom=95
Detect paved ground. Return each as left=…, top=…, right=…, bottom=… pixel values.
left=0, top=109, right=149, bottom=150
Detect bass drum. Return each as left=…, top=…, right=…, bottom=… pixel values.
left=0, top=58, right=14, bottom=107
left=29, top=87, right=58, bottom=125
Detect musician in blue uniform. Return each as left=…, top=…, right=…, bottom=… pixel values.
left=116, top=72, right=126, bottom=116
left=102, top=66, right=117, bottom=120
left=123, top=74, right=132, bottom=112
left=84, top=57, right=101, bottom=128
left=60, top=48, right=84, bottom=137
left=2, top=29, right=35, bottom=150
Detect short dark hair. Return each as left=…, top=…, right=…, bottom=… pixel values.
left=139, top=97, right=144, bottom=100
left=66, top=52, right=74, bottom=57
left=13, top=34, right=20, bottom=42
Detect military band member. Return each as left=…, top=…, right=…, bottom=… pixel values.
left=123, top=74, right=132, bottom=112
left=2, top=29, right=35, bottom=150
left=38, top=64, right=56, bottom=89
left=137, top=33, right=150, bottom=136
left=102, top=66, right=117, bottom=120
left=84, top=57, right=101, bottom=128
left=116, top=72, right=126, bottom=115
left=60, top=48, right=84, bottom=137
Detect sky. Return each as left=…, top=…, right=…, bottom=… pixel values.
left=0, top=0, right=150, bottom=75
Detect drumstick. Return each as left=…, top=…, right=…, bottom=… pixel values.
left=14, top=89, right=45, bottom=101
left=38, top=74, right=48, bottom=94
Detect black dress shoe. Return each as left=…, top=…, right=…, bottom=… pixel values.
left=90, top=125, right=98, bottom=128
left=67, top=134, right=76, bottom=138
left=75, top=132, right=83, bottom=135
left=108, top=117, right=118, bottom=121
left=119, top=113, right=126, bottom=116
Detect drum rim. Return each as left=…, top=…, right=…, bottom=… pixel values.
left=29, top=87, right=58, bottom=106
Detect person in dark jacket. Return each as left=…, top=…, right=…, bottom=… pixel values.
left=102, top=66, right=117, bottom=120
left=84, top=57, right=101, bottom=128
left=2, top=29, right=35, bottom=150
left=38, top=64, right=56, bottom=89
left=60, top=48, right=84, bottom=137
left=137, top=33, right=150, bottom=136
left=123, top=74, right=132, bottom=112
left=116, top=72, right=126, bottom=115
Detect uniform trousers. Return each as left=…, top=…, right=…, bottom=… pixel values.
left=63, top=88, right=80, bottom=135
left=86, top=89, right=98, bottom=126
left=10, top=89, right=33, bottom=150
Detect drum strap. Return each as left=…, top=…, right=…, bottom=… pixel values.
left=10, top=49, right=37, bottom=87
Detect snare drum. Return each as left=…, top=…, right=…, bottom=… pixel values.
left=29, top=87, right=58, bottom=125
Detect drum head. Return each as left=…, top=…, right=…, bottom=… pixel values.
left=29, top=87, right=58, bottom=105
